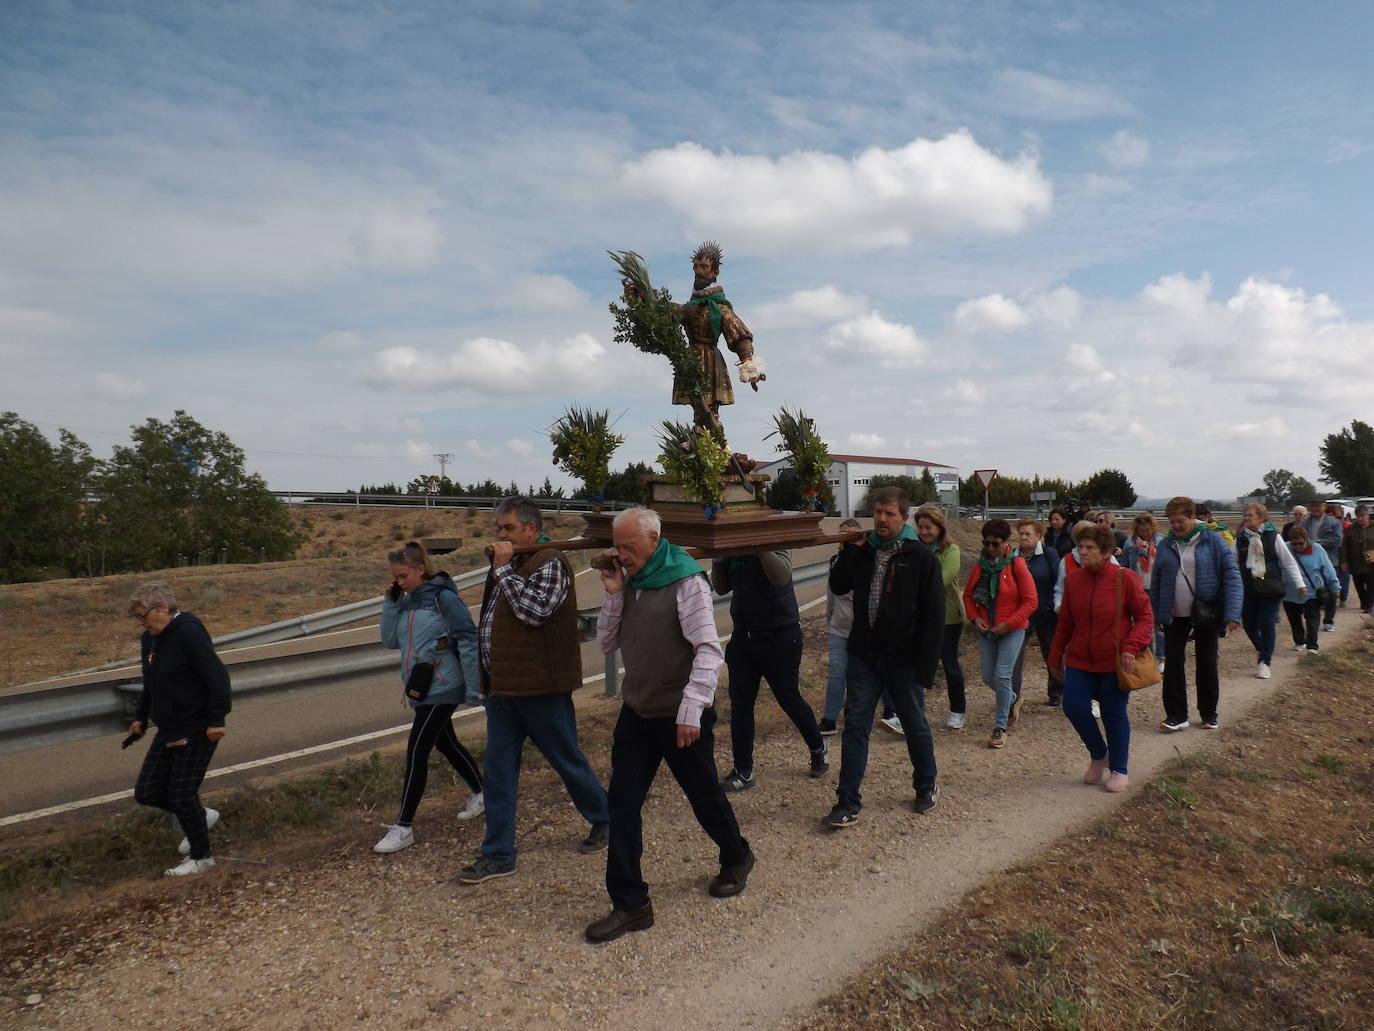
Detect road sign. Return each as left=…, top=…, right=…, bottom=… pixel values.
left=974, top=469, right=997, bottom=489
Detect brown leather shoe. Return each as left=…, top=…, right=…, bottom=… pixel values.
left=708, top=849, right=756, bottom=898
left=584, top=904, right=654, bottom=944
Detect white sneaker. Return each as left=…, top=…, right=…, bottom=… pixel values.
left=945, top=712, right=966, bottom=730
left=1256, top=662, right=1271, bottom=679
left=165, top=857, right=215, bottom=877
left=178, top=807, right=220, bottom=856
left=456, top=792, right=485, bottom=822
left=373, top=824, right=415, bottom=853
left=1292, top=644, right=1307, bottom=653
left=1156, top=659, right=1166, bottom=674
left=1090, top=700, right=1101, bottom=719
left=878, top=715, right=905, bottom=736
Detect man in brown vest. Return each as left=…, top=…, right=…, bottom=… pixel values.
left=585, top=507, right=755, bottom=943
left=457, top=497, right=609, bottom=885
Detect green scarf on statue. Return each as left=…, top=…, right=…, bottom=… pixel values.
left=630, top=537, right=704, bottom=590
left=684, top=290, right=734, bottom=341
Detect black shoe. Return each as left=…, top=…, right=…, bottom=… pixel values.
left=457, top=857, right=517, bottom=884
left=721, top=768, right=757, bottom=793
left=708, top=849, right=756, bottom=898
left=809, top=740, right=829, bottom=778
left=913, top=783, right=939, bottom=815
left=585, top=904, right=655, bottom=943
left=1046, top=693, right=1061, bottom=707
left=578, top=824, right=609, bottom=854
left=824, top=804, right=859, bottom=829
left=818, top=718, right=839, bottom=736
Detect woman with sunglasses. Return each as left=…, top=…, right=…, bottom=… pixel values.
left=125, top=582, right=231, bottom=877
left=963, top=520, right=1038, bottom=749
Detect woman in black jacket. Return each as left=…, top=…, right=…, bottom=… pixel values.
left=126, top=582, right=231, bottom=877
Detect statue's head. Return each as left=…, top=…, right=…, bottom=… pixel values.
left=691, top=240, right=723, bottom=286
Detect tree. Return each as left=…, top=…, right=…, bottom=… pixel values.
left=1246, top=469, right=1318, bottom=510
left=0, top=413, right=96, bottom=582
left=91, top=410, right=304, bottom=571
left=536, top=477, right=565, bottom=499
left=599, top=461, right=655, bottom=504
left=1319, top=420, right=1374, bottom=495
left=855, top=474, right=938, bottom=516
left=1078, top=468, right=1137, bottom=509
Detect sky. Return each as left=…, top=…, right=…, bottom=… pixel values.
left=3, top=0, right=1372, bottom=502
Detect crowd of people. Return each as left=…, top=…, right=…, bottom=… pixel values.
left=121, top=490, right=1372, bottom=938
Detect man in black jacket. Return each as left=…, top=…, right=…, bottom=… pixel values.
left=825, top=487, right=944, bottom=827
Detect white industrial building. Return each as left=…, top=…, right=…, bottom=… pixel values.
left=755, top=453, right=960, bottom=517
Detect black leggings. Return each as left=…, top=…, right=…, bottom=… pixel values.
left=134, top=731, right=219, bottom=860
left=398, top=704, right=482, bottom=825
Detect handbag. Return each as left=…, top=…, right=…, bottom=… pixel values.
left=1175, top=551, right=1220, bottom=628
left=1115, top=569, right=1161, bottom=692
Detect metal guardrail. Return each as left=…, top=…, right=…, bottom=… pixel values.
left=271, top=491, right=631, bottom=513
left=0, top=558, right=835, bottom=756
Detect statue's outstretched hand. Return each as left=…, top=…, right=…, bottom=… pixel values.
left=738, top=356, right=767, bottom=389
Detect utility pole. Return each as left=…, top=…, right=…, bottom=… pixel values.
left=434, top=452, right=454, bottom=482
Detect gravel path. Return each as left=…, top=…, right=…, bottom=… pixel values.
left=7, top=613, right=1363, bottom=1030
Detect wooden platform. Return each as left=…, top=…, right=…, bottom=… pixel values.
left=581, top=508, right=827, bottom=552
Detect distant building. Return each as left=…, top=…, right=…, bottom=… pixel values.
left=755, top=453, right=960, bottom=517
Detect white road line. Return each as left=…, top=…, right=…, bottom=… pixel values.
left=3, top=596, right=821, bottom=827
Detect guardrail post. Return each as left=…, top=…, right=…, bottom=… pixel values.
left=603, top=650, right=620, bottom=698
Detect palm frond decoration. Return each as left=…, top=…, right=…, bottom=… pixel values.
left=656, top=420, right=730, bottom=514
left=549, top=406, right=624, bottom=502
left=764, top=406, right=834, bottom=512
left=607, top=250, right=709, bottom=405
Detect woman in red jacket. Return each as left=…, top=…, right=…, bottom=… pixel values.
left=1047, top=523, right=1154, bottom=792
left=963, top=519, right=1038, bottom=749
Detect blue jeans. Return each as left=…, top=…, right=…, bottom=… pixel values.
left=480, top=694, right=609, bottom=865
left=1061, top=668, right=1131, bottom=774
left=978, top=629, right=1026, bottom=729
left=823, top=632, right=848, bottom=722
left=837, top=652, right=936, bottom=811
left=1241, top=591, right=1282, bottom=664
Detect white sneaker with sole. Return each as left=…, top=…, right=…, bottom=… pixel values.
left=1090, top=700, right=1101, bottom=719
left=178, top=807, right=220, bottom=856
left=165, top=857, right=215, bottom=877
left=945, top=712, right=966, bottom=730
left=1256, top=662, right=1271, bottom=679
left=456, top=792, right=485, bottom=822
left=878, top=715, right=904, bottom=736
left=373, top=824, right=415, bottom=853
left=1292, top=644, right=1307, bottom=653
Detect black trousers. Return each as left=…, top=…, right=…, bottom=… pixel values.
left=398, top=703, right=482, bottom=825
left=1283, top=598, right=1322, bottom=651
left=134, top=731, right=219, bottom=860
left=605, top=705, right=749, bottom=911
left=1162, top=617, right=1220, bottom=725
left=725, top=625, right=822, bottom=772
left=1352, top=572, right=1372, bottom=613
left=1012, top=614, right=1058, bottom=701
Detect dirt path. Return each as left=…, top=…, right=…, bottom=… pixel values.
left=6, top=615, right=1364, bottom=1030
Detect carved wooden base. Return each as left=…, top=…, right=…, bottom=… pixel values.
left=581, top=509, right=827, bottom=553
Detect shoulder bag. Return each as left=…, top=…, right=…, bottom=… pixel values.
left=1115, top=569, right=1161, bottom=692
left=1175, top=544, right=1220, bottom=628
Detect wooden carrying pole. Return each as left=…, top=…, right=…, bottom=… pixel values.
left=485, top=529, right=864, bottom=562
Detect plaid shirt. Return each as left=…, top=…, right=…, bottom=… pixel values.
left=868, top=543, right=898, bottom=629
left=479, top=553, right=571, bottom=673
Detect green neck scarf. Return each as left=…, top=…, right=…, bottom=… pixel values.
left=684, top=289, right=733, bottom=341
left=868, top=525, right=917, bottom=549
left=537, top=533, right=551, bottom=543
left=1167, top=522, right=1206, bottom=545
left=629, top=537, right=703, bottom=590
left=977, top=552, right=1012, bottom=602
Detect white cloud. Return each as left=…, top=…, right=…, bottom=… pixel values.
left=359, top=206, right=442, bottom=270
left=1083, top=173, right=1131, bottom=194
left=1215, top=417, right=1289, bottom=441
left=1100, top=129, right=1150, bottom=168
left=0, top=303, right=72, bottom=339
left=991, top=69, right=1133, bottom=120
left=1064, top=342, right=1106, bottom=376
left=621, top=131, right=1051, bottom=252
left=367, top=332, right=608, bottom=394
left=86, top=371, right=147, bottom=401
left=753, top=285, right=867, bottom=330
left=944, top=379, right=985, bottom=406
left=954, top=294, right=1028, bottom=333
left=464, top=439, right=494, bottom=459
left=315, top=330, right=364, bottom=351
left=515, top=274, right=588, bottom=310
left=505, top=438, right=534, bottom=456
left=825, top=312, right=929, bottom=365
left=847, top=432, right=887, bottom=450
left=1141, top=272, right=1213, bottom=312
left=1026, top=287, right=1082, bottom=328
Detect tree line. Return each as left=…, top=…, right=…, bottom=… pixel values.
left=1, top=410, right=304, bottom=584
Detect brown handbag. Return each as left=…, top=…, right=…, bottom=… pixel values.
left=1114, top=569, right=1161, bottom=692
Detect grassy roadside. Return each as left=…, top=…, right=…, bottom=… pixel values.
left=796, top=624, right=1374, bottom=1031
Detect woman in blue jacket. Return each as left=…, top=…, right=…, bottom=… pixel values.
left=1121, top=513, right=1166, bottom=670
left=1283, top=524, right=1337, bottom=654
left=375, top=541, right=483, bottom=853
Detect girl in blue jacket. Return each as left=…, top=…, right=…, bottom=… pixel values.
left=374, top=541, right=483, bottom=853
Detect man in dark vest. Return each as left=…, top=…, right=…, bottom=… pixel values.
left=711, top=551, right=828, bottom=792
left=457, top=497, right=609, bottom=885
left=585, top=507, right=754, bottom=943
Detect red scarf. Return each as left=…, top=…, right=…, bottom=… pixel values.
left=1295, top=543, right=1312, bottom=555
left=1134, top=535, right=1155, bottom=573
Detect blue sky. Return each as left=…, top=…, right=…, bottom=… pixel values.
left=3, top=0, right=1371, bottom=501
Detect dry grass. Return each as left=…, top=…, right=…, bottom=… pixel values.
left=0, top=507, right=588, bottom=688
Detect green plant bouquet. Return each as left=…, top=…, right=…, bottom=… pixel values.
left=656, top=420, right=731, bottom=517
left=607, top=250, right=712, bottom=434
left=764, top=406, right=834, bottom=512
left=549, top=407, right=624, bottom=508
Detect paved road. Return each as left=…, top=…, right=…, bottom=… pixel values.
left=1, top=546, right=835, bottom=825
